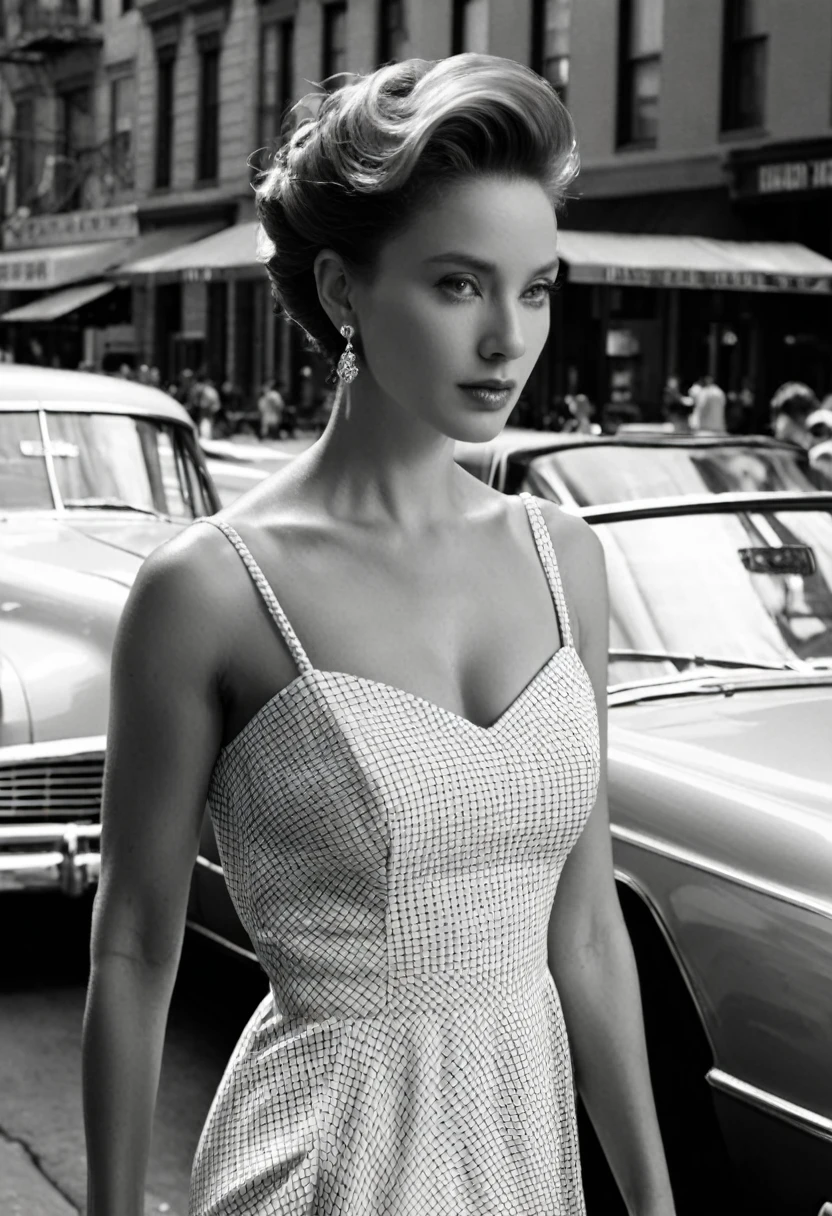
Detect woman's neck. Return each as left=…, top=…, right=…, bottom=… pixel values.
left=301, top=383, right=467, bottom=533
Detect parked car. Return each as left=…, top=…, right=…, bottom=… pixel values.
left=200, top=436, right=297, bottom=507
left=0, top=363, right=221, bottom=895
left=454, top=427, right=832, bottom=505
left=186, top=488, right=832, bottom=1216
left=199, top=425, right=832, bottom=511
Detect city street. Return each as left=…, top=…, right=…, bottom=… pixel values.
left=1, top=892, right=268, bottom=1216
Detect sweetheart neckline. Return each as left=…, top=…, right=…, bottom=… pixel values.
left=218, top=644, right=583, bottom=758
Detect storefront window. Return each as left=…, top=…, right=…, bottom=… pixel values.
left=721, top=0, right=768, bottom=131
left=198, top=40, right=221, bottom=182
left=155, top=48, right=176, bottom=190
left=323, top=1, right=347, bottom=84
left=453, top=0, right=488, bottom=54
left=532, top=0, right=571, bottom=102
left=617, top=0, right=664, bottom=147
left=378, top=0, right=407, bottom=64
left=109, top=74, right=135, bottom=191
left=258, top=16, right=294, bottom=160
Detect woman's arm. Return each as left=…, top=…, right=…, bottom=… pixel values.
left=541, top=505, right=677, bottom=1216
left=82, top=527, right=227, bottom=1216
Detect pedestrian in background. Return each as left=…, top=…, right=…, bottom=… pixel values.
left=562, top=392, right=601, bottom=434
left=770, top=382, right=817, bottom=449
left=257, top=379, right=285, bottom=439
left=688, top=373, right=727, bottom=432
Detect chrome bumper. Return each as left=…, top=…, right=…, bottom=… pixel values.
left=0, top=822, right=101, bottom=896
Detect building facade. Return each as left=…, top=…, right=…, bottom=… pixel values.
left=3, top=0, right=832, bottom=426
left=560, top=0, right=832, bottom=427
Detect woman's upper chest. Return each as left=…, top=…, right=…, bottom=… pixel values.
left=217, top=497, right=568, bottom=745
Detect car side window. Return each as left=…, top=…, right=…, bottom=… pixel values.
left=0, top=412, right=54, bottom=509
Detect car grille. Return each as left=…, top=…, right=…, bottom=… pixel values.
left=0, top=756, right=104, bottom=821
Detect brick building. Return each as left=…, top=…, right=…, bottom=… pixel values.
left=3, top=0, right=832, bottom=425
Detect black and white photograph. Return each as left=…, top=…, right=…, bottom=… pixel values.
left=1, top=1, right=832, bottom=1214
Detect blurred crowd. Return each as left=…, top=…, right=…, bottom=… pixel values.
left=83, top=360, right=336, bottom=440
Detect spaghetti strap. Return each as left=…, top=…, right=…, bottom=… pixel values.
left=518, top=493, right=574, bottom=651
left=194, top=517, right=314, bottom=676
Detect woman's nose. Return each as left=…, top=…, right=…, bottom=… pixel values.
left=476, top=300, right=523, bottom=364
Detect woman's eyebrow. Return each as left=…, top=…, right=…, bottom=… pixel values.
left=424, top=252, right=560, bottom=277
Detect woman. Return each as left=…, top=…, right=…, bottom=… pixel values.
left=83, top=54, right=675, bottom=1216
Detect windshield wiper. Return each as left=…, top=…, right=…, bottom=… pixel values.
left=609, top=648, right=807, bottom=673
left=63, top=497, right=166, bottom=519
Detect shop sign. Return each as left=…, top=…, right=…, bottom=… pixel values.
left=757, top=158, right=832, bottom=195
left=729, top=141, right=832, bottom=199
left=3, top=205, right=139, bottom=252
left=599, top=265, right=832, bottom=293
left=0, top=257, right=53, bottom=287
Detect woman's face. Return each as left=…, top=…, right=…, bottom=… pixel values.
left=325, top=173, right=560, bottom=443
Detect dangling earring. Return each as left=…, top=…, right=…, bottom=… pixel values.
left=337, top=323, right=359, bottom=384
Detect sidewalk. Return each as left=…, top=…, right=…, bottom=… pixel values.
left=0, top=1135, right=78, bottom=1216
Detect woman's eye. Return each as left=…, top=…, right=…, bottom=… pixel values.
left=528, top=281, right=558, bottom=303
left=440, top=276, right=477, bottom=297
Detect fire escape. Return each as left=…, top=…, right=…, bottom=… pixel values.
left=0, top=0, right=128, bottom=232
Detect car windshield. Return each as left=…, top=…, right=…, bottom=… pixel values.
left=0, top=410, right=213, bottom=518
left=597, top=505, right=832, bottom=686
left=526, top=443, right=832, bottom=507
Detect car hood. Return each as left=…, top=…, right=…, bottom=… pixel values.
left=609, top=681, right=832, bottom=907
left=0, top=516, right=189, bottom=587
left=0, top=516, right=188, bottom=745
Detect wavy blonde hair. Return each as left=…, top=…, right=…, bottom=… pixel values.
left=254, top=53, right=580, bottom=377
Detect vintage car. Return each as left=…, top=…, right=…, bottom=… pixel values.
left=453, top=426, right=832, bottom=505
left=200, top=423, right=832, bottom=512
left=0, top=363, right=221, bottom=894
left=186, top=488, right=832, bottom=1216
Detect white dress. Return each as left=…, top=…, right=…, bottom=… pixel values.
left=189, top=491, right=600, bottom=1215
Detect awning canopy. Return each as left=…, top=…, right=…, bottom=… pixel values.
left=0, top=239, right=129, bottom=292
left=116, top=221, right=260, bottom=283
left=0, top=223, right=221, bottom=295
left=0, top=280, right=115, bottom=322
left=556, top=230, right=832, bottom=293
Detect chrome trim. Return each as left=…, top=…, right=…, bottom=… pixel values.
left=614, top=869, right=717, bottom=1059
left=37, top=409, right=64, bottom=514
left=579, top=489, right=832, bottom=524
left=0, top=821, right=100, bottom=896
left=185, top=919, right=259, bottom=964
left=612, top=824, right=832, bottom=923
left=0, top=737, right=106, bottom=767
left=707, top=1068, right=832, bottom=1144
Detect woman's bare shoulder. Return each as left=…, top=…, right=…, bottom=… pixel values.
left=530, top=497, right=608, bottom=651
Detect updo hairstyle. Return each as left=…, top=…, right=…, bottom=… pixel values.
left=254, top=53, right=579, bottom=379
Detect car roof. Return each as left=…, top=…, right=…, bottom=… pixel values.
left=0, top=363, right=191, bottom=424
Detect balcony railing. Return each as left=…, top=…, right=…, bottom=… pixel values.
left=2, top=0, right=101, bottom=54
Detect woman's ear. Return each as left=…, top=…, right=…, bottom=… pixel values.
left=313, top=248, right=356, bottom=334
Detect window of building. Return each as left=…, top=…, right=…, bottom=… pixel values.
left=378, top=0, right=407, bottom=64
left=13, top=98, right=36, bottom=211
left=617, top=0, right=663, bottom=147
left=322, top=1, right=347, bottom=85
left=721, top=0, right=768, bottom=131
left=259, top=17, right=295, bottom=151
left=197, top=39, right=221, bottom=182
left=57, top=85, right=94, bottom=212
left=531, top=0, right=571, bottom=102
left=155, top=47, right=176, bottom=189
left=122, top=0, right=134, bottom=13
left=109, top=73, right=135, bottom=189
left=452, top=0, right=488, bottom=54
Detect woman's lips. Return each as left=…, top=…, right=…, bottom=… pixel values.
left=458, top=385, right=513, bottom=410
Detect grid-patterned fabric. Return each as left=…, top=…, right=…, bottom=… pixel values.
left=189, top=492, right=600, bottom=1216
